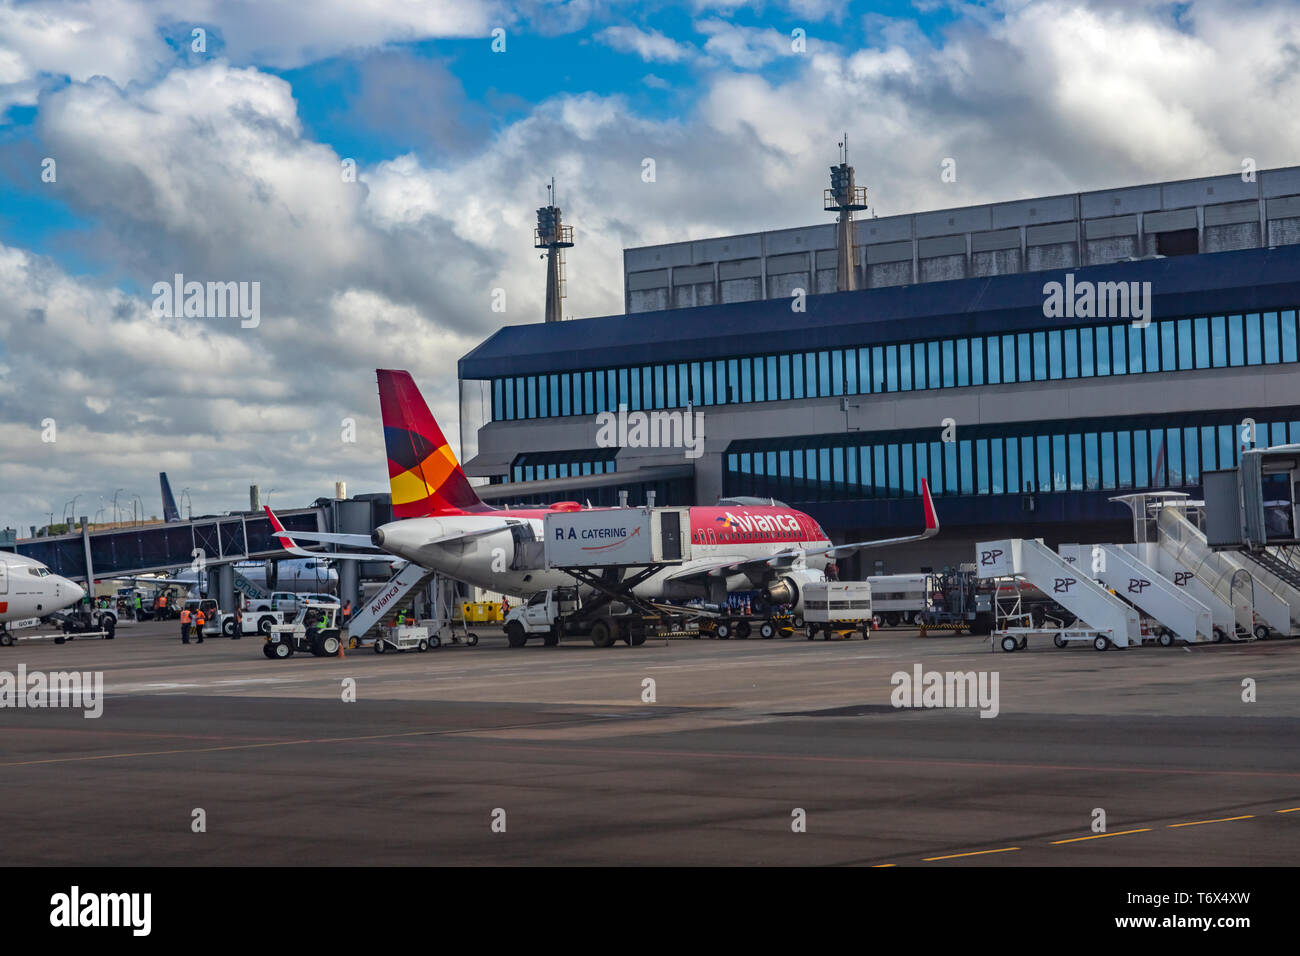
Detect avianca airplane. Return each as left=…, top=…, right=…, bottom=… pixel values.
left=267, top=369, right=938, bottom=616
left=0, top=552, right=85, bottom=631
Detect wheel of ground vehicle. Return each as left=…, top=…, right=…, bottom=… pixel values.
left=222, top=619, right=237, bottom=638
left=806, top=625, right=817, bottom=641
left=860, top=629, right=870, bottom=640
left=373, top=638, right=386, bottom=654
left=262, top=644, right=275, bottom=659
left=429, top=635, right=441, bottom=648
left=736, top=621, right=752, bottom=639
left=1053, top=633, right=1067, bottom=648
left=1213, top=627, right=1227, bottom=643
left=591, top=618, right=615, bottom=648
left=258, top=616, right=275, bottom=636
left=759, top=621, right=776, bottom=639
left=629, top=630, right=647, bottom=647
left=715, top=621, right=731, bottom=640
left=1158, top=630, right=1175, bottom=647
left=273, top=640, right=292, bottom=658
left=54, top=635, right=66, bottom=644
left=467, top=633, right=479, bottom=647
left=1093, top=635, right=1109, bottom=652
left=417, top=639, right=428, bottom=652
left=1018, top=637, right=1028, bottom=650
left=543, top=630, right=559, bottom=646
left=1001, top=635, right=1018, bottom=653
left=1254, top=624, right=1270, bottom=641
left=506, top=621, right=527, bottom=648
left=792, top=614, right=805, bottom=628
left=885, top=613, right=900, bottom=626
left=309, top=637, right=324, bottom=657
left=0, top=632, right=11, bottom=647
left=321, top=634, right=341, bottom=655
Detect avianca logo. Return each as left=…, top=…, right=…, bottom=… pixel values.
left=715, top=512, right=803, bottom=534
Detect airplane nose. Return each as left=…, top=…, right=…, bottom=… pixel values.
left=67, top=580, right=85, bottom=602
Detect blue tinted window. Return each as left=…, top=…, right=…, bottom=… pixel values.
left=583, top=372, right=594, bottom=413
left=845, top=349, right=857, bottom=394
left=1111, top=325, right=1126, bottom=374
left=1168, top=428, right=1183, bottom=485
left=1161, top=320, right=1177, bottom=370
left=716, top=361, right=728, bottom=404
left=944, top=441, right=958, bottom=494
left=538, top=377, right=549, bottom=417
left=957, top=339, right=970, bottom=386
left=1006, top=436, right=1019, bottom=493
left=1036, top=435, right=1050, bottom=493
left=791, top=356, right=803, bottom=399
left=872, top=347, right=885, bottom=392
left=832, top=350, right=844, bottom=396
left=1201, top=426, right=1216, bottom=472
left=900, top=444, right=914, bottom=495
left=1048, top=330, right=1063, bottom=378
left=1183, top=427, right=1199, bottom=484
left=629, top=367, right=641, bottom=411
left=1134, top=430, right=1148, bottom=486
left=886, top=345, right=898, bottom=392
left=1052, top=434, right=1067, bottom=491
left=977, top=439, right=990, bottom=494
left=1117, top=431, right=1132, bottom=489
left=927, top=442, right=942, bottom=495
left=1003, top=335, right=1017, bottom=383
left=779, top=355, right=792, bottom=400
left=1126, top=325, right=1142, bottom=374
left=1084, top=433, right=1099, bottom=490
left=857, top=349, right=870, bottom=394
left=1144, top=323, right=1159, bottom=371
left=1017, top=333, right=1031, bottom=382
left=1210, top=315, right=1227, bottom=367
left=987, top=337, right=1001, bottom=384
left=1095, top=327, right=1110, bottom=375
left=1282, top=310, right=1298, bottom=362
left=666, top=364, right=677, bottom=407
left=990, top=437, right=1004, bottom=494
left=805, top=353, right=818, bottom=397
left=819, top=351, right=832, bottom=397
left=1101, top=432, right=1116, bottom=489
left=900, top=344, right=914, bottom=391
left=1264, top=312, right=1280, bottom=363
left=1069, top=434, right=1083, bottom=490
left=1064, top=329, right=1078, bottom=378
left=959, top=439, right=973, bottom=495
left=943, top=340, right=956, bottom=388
left=1032, top=332, right=1046, bottom=381
left=1226, top=315, right=1243, bottom=366
left=1193, top=317, right=1209, bottom=369
left=701, top=363, right=714, bottom=404
left=1246, top=313, right=1263, bottom=365
left=971, top=337, right=984, bottom=385
left=1080, top=328, right=1094, bottom=375
left=914, top=345, right=927, bottom=391
left=1177, top=319, right=1194, bottom=369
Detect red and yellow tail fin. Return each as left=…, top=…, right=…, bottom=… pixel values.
left=377, top=369, right=487, bottom=517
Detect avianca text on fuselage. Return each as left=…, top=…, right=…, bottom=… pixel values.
left=710, top=511, right=806, bottom=537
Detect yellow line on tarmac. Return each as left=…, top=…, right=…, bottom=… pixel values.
left=924, top=847, right=1020, bottom=861
left=1050, top=828, right=1152, bottom=844
left=871, top=863, right=896, bottom=868
left=1275, top=807, right=1300, bottom=813
left=1168, top=815, right=1255, bottom=828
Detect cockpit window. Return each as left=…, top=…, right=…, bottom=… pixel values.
left=28, top=567, right=51, bottom=577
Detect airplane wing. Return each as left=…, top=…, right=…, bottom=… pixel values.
left=665, top=479, right=938, bottom=585
left=265, top=507, right=512, bottom=559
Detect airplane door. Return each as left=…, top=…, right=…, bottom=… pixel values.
left=0, top=562, right=7, bottom=594
left=659, top=512, right=682, bottom=561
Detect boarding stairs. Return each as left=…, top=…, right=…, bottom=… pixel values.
left=344, top=562, right=438, bottom=643
left=977, top=539, right=1142, bottom=647
left=1157, top=507, right=1283, bottom=638
left=1059, top=544, right=1213, bottom=644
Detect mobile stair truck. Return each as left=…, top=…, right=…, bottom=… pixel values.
left=503, top=506, right=694, bottom=648
left=1058, top=543, right=1215, bottom=646
left=976, top=539, right=1142, bottom=652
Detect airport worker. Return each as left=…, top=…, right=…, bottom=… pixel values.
left=194, top=609, right=206, bottom=643
left=342, top=600, right=351, bottom=622
left=134, top=593, right=143, bottom=620
left=180, top=607, right=192, bottom=644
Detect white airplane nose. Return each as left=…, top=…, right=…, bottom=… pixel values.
left=66, top=580, right=85, bottom=603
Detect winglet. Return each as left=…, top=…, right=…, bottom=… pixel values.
left=265, top=505, right=314, bottom=557
left=920, top=478, right=939, bottom=535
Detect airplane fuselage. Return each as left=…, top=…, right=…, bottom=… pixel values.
left=0, top=553, right=85, bottom=626
left=374, top=505, right=834, bottom=603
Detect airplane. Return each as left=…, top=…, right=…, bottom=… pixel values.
left=113, top=558, right=338, bottom=599
left=0, top=552, right=86, bottom=633
left=266, top=369, right=938, bottom=620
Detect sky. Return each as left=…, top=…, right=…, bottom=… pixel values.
left=1, top=0, right=1298, bottom=533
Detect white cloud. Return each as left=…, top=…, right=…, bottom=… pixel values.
left=695, top=19, right=801, bottom=69
left=5, top=0, right=1300, bottom=530
left=596, top=25, right=696, bottom=63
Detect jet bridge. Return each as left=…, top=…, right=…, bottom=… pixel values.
left=1058, top=544, right=1213, bottom=645
left=976, top=538, right=1142, bottom=649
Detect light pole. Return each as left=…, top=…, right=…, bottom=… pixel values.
left=112, top=488, right=125, bottom=525
left=64, top=495, right=81, bottom=529
left=131, top=494, right=144, bottom=525
left=181, top=488, right=194, bottom=520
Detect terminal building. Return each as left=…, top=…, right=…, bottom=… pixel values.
left=457, top=165, right=1300, bottom=575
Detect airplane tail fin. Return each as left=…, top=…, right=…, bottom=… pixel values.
left=160, top=472, right=180, bottom=523
left=377, top=369, right=487, bottom=518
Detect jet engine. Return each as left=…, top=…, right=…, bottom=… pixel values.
left=759, top=568, right=826, bottom=615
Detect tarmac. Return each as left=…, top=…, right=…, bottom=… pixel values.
left=1, top=618, right=1298, bottom=865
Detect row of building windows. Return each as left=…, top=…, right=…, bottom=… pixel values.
left=507, top=458, right=615, bottom=484
left=484, top=477, right=693, bottom=509
left=723, top=411, right=1300, bottom=502
left=488, top=309, right=1300, bottom=421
